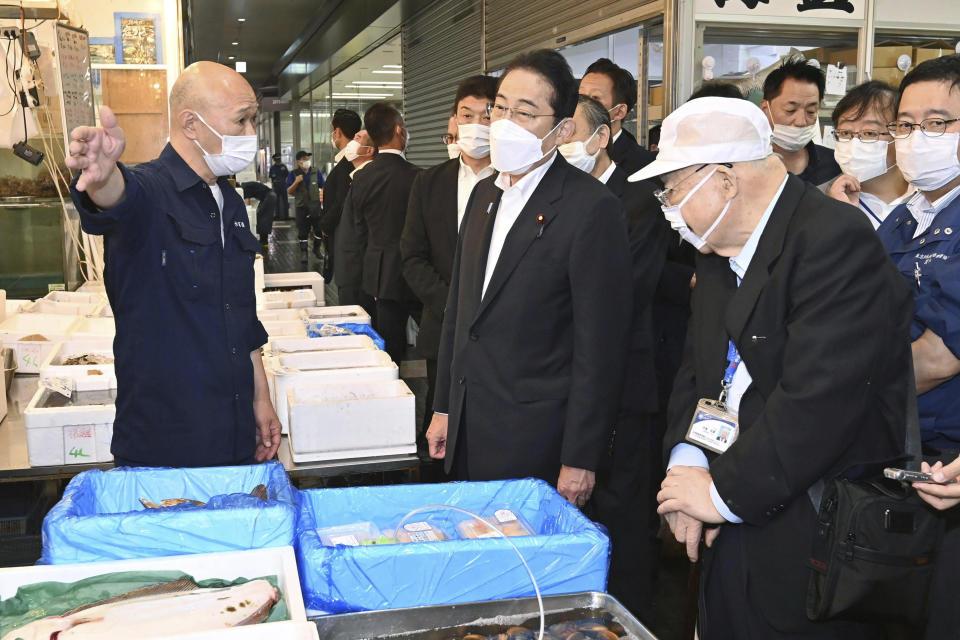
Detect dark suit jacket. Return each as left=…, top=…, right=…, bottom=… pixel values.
left=608, top=128, right=656, bottom=177
left=401, top=158, right=460, bottom=360
left=604, top=166, right=670, bottom=414
left=435, top=154, right=633, bottom=480
left=665, top=175, right=913, bottom=630
left=319, top=157, right=352, bottom=237
left=342, top=152, right=420, bottom=302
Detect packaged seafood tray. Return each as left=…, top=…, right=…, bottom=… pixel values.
left=310, top=591, right=657, bottom=640
left=39, top=338, right=116, bottom=382
left=296, top=479, right=610, bottom=614
left=66, top=315, right=116, bottom=340
left=266, top=350, right=398, bottom=434
left=264, top=272, right=325, bottom=305
left=262, top=319, right=309, bottom=340
left=23, top=378, right=116, bottom=467
left=0, top=546, right=311, bottom=639
left=286, top=379, right=416, bottom=463
left=0, top=313, right=80, bottom=374
left=41, top=462, right=298, bottom=564
left=262, top=289, right=317, bottom=310
left=270, top=334, right=377, bottom=353
left=304, top=304, right=371, bottom=325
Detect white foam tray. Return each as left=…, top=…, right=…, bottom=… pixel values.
left=269, top=335, right=376, bottom=354
left=39, top=338, right=116, bottom=382
left=275, top=348, right=389, bottom=372
left=24, top=376, right=115, bottom=466
left=287, top=379, right=416, bottom=462
left=303, top=304, right=370, bottom=326
left=0, top=546, right=308, bottom=636
left=263, top=272, right=325, bottom=305
left=44, top=290, right=106, bottom=305
left=262, top=289, right=316, bottom=309
left=0, top=313, right=80, bottom=374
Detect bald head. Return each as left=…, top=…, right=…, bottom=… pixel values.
left=170, top=61, right=255, bottom=114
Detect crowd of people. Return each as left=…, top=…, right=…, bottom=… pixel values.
left=64, top=49, right=960, bottom=639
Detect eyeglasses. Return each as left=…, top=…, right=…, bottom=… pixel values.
left=486, top=103, right=556, bottom=125
left=441, top=134, right=457, bottom=145
left=832, top=129, right=892, bottom=142
left=887, top=117, right=960, bottom=139
left=652, top=163, right=732, bottom=207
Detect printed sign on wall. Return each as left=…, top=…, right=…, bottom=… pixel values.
left=695, top=0, right=865, bottom=19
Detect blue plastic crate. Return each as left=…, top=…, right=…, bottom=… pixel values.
left=296, top=478, right=610, bottom=613
left=41, top=461, right=297, bottom=564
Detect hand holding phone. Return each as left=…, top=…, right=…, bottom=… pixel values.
left=885, top=467, right=957, bottom=485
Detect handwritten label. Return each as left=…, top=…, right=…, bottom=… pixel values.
left=64, top=426, right=95, bottom=462
left=41, top=376, right=74, bottom=398
left=19, top=343, right=44, bottom=370
left=825, top=64, right=848, bottom=96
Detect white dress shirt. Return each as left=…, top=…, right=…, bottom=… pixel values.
left=481, top=153, right=557, bottom=299
left=458, top=158, right=496, bottom=230
left=349, top=159, right=373, bottom=179
left=858, top=188, right=913, bottom=230
left=668, top=175, right=788, bottom=524
left=612, top=129, right=622, bottom=144
left=907, top=181, right=960, bottom=238
left=378, top=148, right=405, bottom=158
left=597, top=160, right=617, bottom=185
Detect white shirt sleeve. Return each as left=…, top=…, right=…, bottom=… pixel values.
left=667, top=443, right=743, bottom=524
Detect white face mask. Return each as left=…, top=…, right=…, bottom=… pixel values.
left=766, top=105, right=817, bottom=152
left=192, top=112, right=257, bottom=176
left=457, top=123, right=490, bottom=159
left=489, top=118, right=563, bottom=175
left=300, top=159, right=312, bottom=170
left=661, top=167, right=731, bottom=250
left=895, top=132, right=960, bottom=191
left=447, top=143, right=461, bottom=159
left=334, top=147, right=347, bottom=163
left=558, top=128, right=601, bottom=173
left=834, top=139, right=892, bottom=184
left=343, top=140, right=362, bottom=162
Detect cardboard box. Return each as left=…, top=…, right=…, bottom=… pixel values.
left=872, top=66, right=909, bottom=87
left=649, top=85, right=663, bottom=106
left=873, top=45, right=913, bottom=68
left=914, top=47, right=950, bottom=65
left=811, top=47, right=858, bottom=67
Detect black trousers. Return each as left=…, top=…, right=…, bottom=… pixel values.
left=923, top=448, right=960, bottom=640
left=295, top=204, right=318, bottom=243
left=375, top=298, right=408, bottom=364
left=272, top=183, right=289, bottom=219
left=424, top=358, right=437, bottom=437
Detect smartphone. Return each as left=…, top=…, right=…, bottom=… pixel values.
left=884, top=467, right=956, bottom=484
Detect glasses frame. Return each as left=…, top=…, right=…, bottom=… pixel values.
left=886, top=117, right=960, bottom=139
left=831, top=128, right=892, bottom=143
left=653, top=163, right=732, bottom=207
left=441, top=134, right=457, bottom=145
left=486, top=102, right=556, bottom=124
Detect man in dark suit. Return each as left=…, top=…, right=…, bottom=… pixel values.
left=317, top=108, right=362, bottom=283
left=427, top=49, right=633, bottom=507
left=559, top=93, right=669, bottom=622
left=329, top=130, right=374, bottom=308
left=342, top=104, right=420, bottom=362
left=646, top=97, right=913, bottom=638
left=580, top=58, right=656, bottom=176
left=402, top=75, right=498, bottom=444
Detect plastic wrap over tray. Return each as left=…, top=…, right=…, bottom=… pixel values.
left=295, top=478, right=609, bottom=613
left=40, top=461, right=298, bottom=564
left=306, top=323, right=386, bottom=351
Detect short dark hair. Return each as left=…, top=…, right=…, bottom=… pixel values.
left=648, top=124, right=662, bottom=147
left=584, top=58, right=638, bottom=114
left=898, top=54, right=960, bottom=112
left=763, top=55, right=826, bottom=102
left=364, top=103, right=404, bottom=147
left=502, top=49, right=578, bottom=123
left=832, top=80, right=897, bottom=127
left=453, top=75, right=498, bottom=113
left=332, top=108, right=362, bottom=139
left=577, top=94, right=611, bottom=132
left=689, top=82, right=744, bottom=101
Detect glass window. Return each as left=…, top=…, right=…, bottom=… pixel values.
left=312, top=81, right=333, bottom=174
left=330, top=35, right=403, bottom=125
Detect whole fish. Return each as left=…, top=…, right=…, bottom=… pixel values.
left=3, top=578, right=278, bottom=640
left=139, top=484, right=269, bottom=509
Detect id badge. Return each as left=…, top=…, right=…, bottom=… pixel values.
left=686, top=399, right=739, bottom=454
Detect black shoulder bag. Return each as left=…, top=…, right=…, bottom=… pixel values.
left=805, top=365, right=945, bottom=627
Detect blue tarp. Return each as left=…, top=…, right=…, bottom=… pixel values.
left=41, top=462, right=297, bottom=564
left=306, top=322, right=386, bottom=350
left=296, top=478, right=610, bottom=613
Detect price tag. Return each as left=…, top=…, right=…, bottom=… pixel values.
left=19, top=342, right=44, bottom=371
left=825, top=64, right=848, bottom=96
left=41, top=376, right=74, bottom=398
left=64, top=426, right=95, bottom=461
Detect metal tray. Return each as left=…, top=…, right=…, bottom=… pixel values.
left=310, top=591, right=658, bottom=640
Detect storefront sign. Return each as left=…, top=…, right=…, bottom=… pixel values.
left=696, top=0, right=864, bottom=19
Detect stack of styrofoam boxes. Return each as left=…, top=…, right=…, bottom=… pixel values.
left=23, top=375, right=115, bottom=466
left=258, top=308, right=306, bottom=322
left=0, top=313, right=81, bottom=374
left=264, top=272, right=325, bottom=306
left=0, top=547, right=318, bottom=640
left=261, top=289, right=316, bottom=310
left=261, top=319, right=309, bottom=340
left=27, top=292, right=104, bottom=316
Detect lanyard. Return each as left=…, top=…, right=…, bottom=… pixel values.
left=860, top=200, right=883, bottom=226
left=718, top=340, right=741, bottom=405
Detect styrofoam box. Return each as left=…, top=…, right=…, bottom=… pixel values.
left=69, top=315, right=116, bottom=339
left=26, top=298, right=102, bottom=316
left=276, top=349, right=388, bottom=372
left=262, top=319, right=308, bottom=339
left=270, top=335, right=376, bottom=353
left=287, top=379, right=416, bottom=462
left=258, top=308, right=307, bottom=322
left=0, top=313, right=80, bottom=374
left=24, top=376, right=115, bottom=466
left=0, top=546, right=308, bottom=635
left=262, top=289, right=316, bottom=309
left=39, top=338, right=115, bottom=382
left=264, top=272, right=325, bottom=305
left=303, top=305, right=371, bottom=326
left=267, top=355, right=398, bottom=435
left=44, top=290, right=106, bottom=305
left=76, top=280, right=106, bottom=293
left=4, top=299, right=31, bottom=317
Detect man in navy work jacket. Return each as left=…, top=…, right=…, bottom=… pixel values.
left=66, top=61, right=282, bottom=468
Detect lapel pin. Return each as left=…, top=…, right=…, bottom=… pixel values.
left=486, top=202, right=494, bottom=214
left=536, top=214, right=545, bottom=238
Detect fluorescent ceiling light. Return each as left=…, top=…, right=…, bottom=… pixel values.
left=236, top=61, right=246, bottom=73
left=237, top=17, right=246, bottom=21
left=232, top=41, right=239, bottom=46
left=349, top=81, right=402, bottom=86
left=332, top=93, right=393, bottom=98
left=383, top=65, right=402, bottom=69
left=372, top=70, right=402, bottom=74
left=228, top=55, right=235, bottom=60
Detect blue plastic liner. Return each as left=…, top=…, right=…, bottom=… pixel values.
left=306, top=322, right=386, bottom=350
left=296, top=478, right=610, bottom=613
left=40, top=461, right=297, bottom=564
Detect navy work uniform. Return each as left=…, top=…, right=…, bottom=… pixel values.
left=878, top=186, right=960, bottom=452
left=70, top=144, right=268, bottom=468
